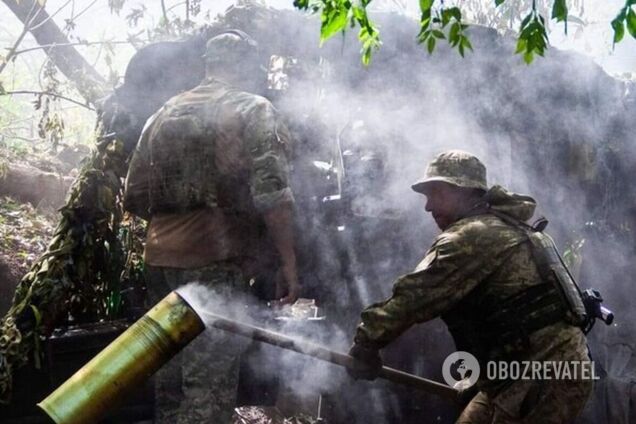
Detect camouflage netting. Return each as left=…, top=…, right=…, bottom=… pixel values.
left=0, top=134, right=126, bottom=399
left=1, top=3, right=635, bottom=420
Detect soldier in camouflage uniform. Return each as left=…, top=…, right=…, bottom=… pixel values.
left=347, top=150, right=592, bottom=423
left=123, top=31, right=299, bottom=424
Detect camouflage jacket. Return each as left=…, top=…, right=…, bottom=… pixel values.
left=124, top=77, right=294, bottom=220
left=354, top=186, right=588, bottom=389
left=123, top=78, right=294, bottom=269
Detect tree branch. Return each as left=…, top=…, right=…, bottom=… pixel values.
left=28, top=0, right=72, bottom=32
left=11, top=40, right=136, bottom=56
left=0, top=0, right=43, bottom=76
left=1, top=0, right=107, bottom=105
left=161, top=0, right=169, bottom=22
left=4, top=90, right=95, bottom=111
left=70, top=0, right=98, bottom=22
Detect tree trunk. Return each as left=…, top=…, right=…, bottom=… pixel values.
left=1, top=0, right=106, bottom=104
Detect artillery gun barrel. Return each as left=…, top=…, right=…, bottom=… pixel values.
left=200, top=310, right=458, bottom=400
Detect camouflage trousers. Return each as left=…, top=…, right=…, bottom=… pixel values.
left=146, top=262, right=250, bottom=424
left=457, top=378, right=593, bottom=424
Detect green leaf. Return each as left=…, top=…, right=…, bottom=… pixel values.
left=441, top=9, right=451, bottom=26
left=0, top=81, right=5, bottom=95
left=515, top=14, right=548, bottom=63
left=524, top=50, right=534, bottom=64
left=520, top=12, right=533, bottom=30
left=419, top=13, right=431, bottom=32
left=449, top=22, right=460, bottom=45
left=352, top=6, right=364, bottom=21
left=458, top=42, right=465, bottom=57
left=461, top=35, right=473, bottom=51
left=359, top=24, right=381, bottom=66
left=293, top=0, right=310, bottom=9
left=627, top=7, right=636, bottom=38
left=515, top=37, right=527, bottom=54
left=427, top=36, right=436, bottom=53
left=417, top=29, right=430, bottom=43
left=448, top=7, right=462, bottom=21
left=495, top=0, right=506, bottom=6
left=362, top=46, right=372, bottom=65
left=432, top=29, right=445, bottom=39
left=320, top=6, right=349, bottom=44
left=418, top=30, right=430, bottom=43
left=551, top=0, right=568, bottom=22
left=419, top=0, right=434, bottom=12
left=612, top=16, right=625, bottom=44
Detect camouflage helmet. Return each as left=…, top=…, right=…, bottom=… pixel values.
left=411, top=150, right=488, bottom=194
left=202, top=30, right=258, bottom=63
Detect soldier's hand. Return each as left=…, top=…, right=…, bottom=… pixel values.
left=279, top=281, right=300, bottom=305
left=347, top=343, right=382, bottom=381
left=276, top=262, right=300, bottom=305
left=455, top=383, right=479, bottom=407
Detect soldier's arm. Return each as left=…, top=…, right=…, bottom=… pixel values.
left=263, top=203, right=299, bottom=303
left=244, top=99, right=299, bottom=304
left=123, top=122, right=154, bottom=221
left=354, top=230, right=501, bottom=349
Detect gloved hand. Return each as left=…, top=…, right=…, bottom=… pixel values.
left=347, top=343, right=382, bottom=381
left=454, top=379, right=479, bottom=407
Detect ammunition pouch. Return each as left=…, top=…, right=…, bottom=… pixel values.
left=446, top=282, right=567, bottom=360
left=527, top=231, right=587, bottom=327
left=481, top=283, right=566, bottom=348
left=488, top=210, right=587, bottom=328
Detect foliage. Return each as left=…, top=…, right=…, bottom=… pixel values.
left=0, top=129, right=136, bottom=402
left=515, top=8, right=549, bottom=64
left=35, top=61, right=65, bottom=149
left=295, top=0, right=381, bottom=65
left=611, top=0, right=636, bottom=45
left=417, top=4, right=472, bottom=57
left=295, top=0, right=636, bottom=64
left=460, top=0, right=585, bottom=34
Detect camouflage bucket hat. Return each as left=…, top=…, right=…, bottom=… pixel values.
left=411, top=150, right=488, bottom=194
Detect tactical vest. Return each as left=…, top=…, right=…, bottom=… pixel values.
left=442, top=210, right=587, bottom=362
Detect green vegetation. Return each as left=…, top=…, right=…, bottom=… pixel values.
left=296, top=0, right=636, bottom=64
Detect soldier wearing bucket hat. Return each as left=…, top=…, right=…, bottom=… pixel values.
left=410, top=150, right=488, bottom=231
left=411, top=150, right=488, bottom=194
left=348, top=150, right=592, bottom=423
